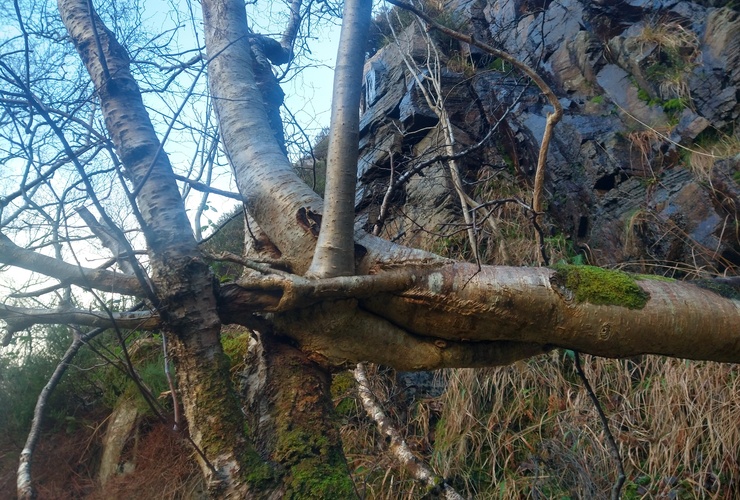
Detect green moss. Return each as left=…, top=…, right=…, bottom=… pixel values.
left=330, top=371, right=357, bottom=418
left=552, top=265, right=650, bottom=309
left=221, top=330, right=251, bottom=379
left=277, top=430, right=354, bottom=498
left=330, top=371, right=355, bottom=396
left=193, top=350, right=249, bottom=460
left=663, top=97, right=687, bottom=113
left=487, top=57, right=512, bottom=72
left=637, top=87, right=652, bottom=103
left=287, top=456, right=355, bottom=499
left=242, top=448, right=276, bottom=490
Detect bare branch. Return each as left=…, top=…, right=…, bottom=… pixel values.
left=0, top=233, right=143, bottom=296
left=17, top=329, right=88, bottom=500
left=76, top=206, right=136, bottom=275
left=354, top=363, right=464, bottom=498
left=0, top=304, right=159, bottom=342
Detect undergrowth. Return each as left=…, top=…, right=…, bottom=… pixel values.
left=339, top=355, right=740, bottom=498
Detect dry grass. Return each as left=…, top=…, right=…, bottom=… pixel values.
left=636, top=19, right=701, bottom=102
left=626, top=127, right=675, bottom=179
left=431, top=355, right=740, bottom=498
left=637, top=20, right=701, bottom=67
left=469, top=166, right=543, bottom=266
left=341, top=355, right=740, bottom=498
left=623, top=208, right=724, bottom=277
left=338, top=366, right=431, bottom=499
left=688, top=131, right=740, bottom=183
left=88, top=421, right=202, bottom=500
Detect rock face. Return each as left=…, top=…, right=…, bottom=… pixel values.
left=358, top=0, right=740, bottom=273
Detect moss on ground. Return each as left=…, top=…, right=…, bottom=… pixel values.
left=552, top=265, right=650, bottom=309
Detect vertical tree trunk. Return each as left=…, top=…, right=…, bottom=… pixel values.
left=243, top=332, right=357, bottom=498
left=308, top=0, right=373, bottom=277
left=57, top=0, right=252, bottom=494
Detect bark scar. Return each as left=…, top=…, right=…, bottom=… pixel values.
left=296, top=207, right=322, bottom=237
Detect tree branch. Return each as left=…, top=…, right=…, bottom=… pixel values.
left=0, top=304, right=159, bottom=343
left=0, top=233, right=143, bottom=296
left=76, top=206, right=136, bottom=275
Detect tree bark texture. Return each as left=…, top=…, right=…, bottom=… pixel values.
left=308, top=0, right=372, bottom=277
left=58, top=0, right=251, bottom=494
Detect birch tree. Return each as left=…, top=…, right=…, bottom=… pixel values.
left=1, top=0, right=739, bottom=497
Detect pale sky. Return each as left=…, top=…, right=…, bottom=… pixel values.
left=0, top=1, right=341, bottom=303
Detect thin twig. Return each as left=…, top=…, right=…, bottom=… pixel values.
left=573, top=352, right=626, bottom=500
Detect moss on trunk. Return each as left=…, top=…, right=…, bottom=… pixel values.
left=242, top=335, right=357, bottom=498
left=551, top=265, right=650, bottom=309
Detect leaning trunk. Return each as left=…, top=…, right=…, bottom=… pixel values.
left=57, top=0, right=252, bottom=494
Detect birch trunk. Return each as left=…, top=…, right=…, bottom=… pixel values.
left=57, top=0, right=250, bottom=494
left=307, top=0, right=372, bottom=277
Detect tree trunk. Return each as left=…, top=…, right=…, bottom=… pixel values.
left=242, top=331, right=356, bottom=498
left=57, top=0, right=252, bottom=494
left=308, top=0, right=372, bottom=277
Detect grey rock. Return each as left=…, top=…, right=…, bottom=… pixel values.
left=357, top=0, right=740, bottom=269
left=596, top=64, right=668, bottom=126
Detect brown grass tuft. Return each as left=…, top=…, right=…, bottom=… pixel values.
left=88, top=421, right=202, bottom=500
left=432, top=355, right=740, bottom=498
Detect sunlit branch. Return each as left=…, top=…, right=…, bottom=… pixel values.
left=0, top=233, right=143, bottom=296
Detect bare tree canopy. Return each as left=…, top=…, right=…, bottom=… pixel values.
left=1, top=0, right=739, bottom=497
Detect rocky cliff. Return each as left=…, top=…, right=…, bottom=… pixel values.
left=358, top=0, right=740, bottom=274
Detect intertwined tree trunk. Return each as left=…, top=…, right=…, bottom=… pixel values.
left=3, top=0, right=739, bottom=498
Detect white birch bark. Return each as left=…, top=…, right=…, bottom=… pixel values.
left=307, top=0, right=372, bottom=277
